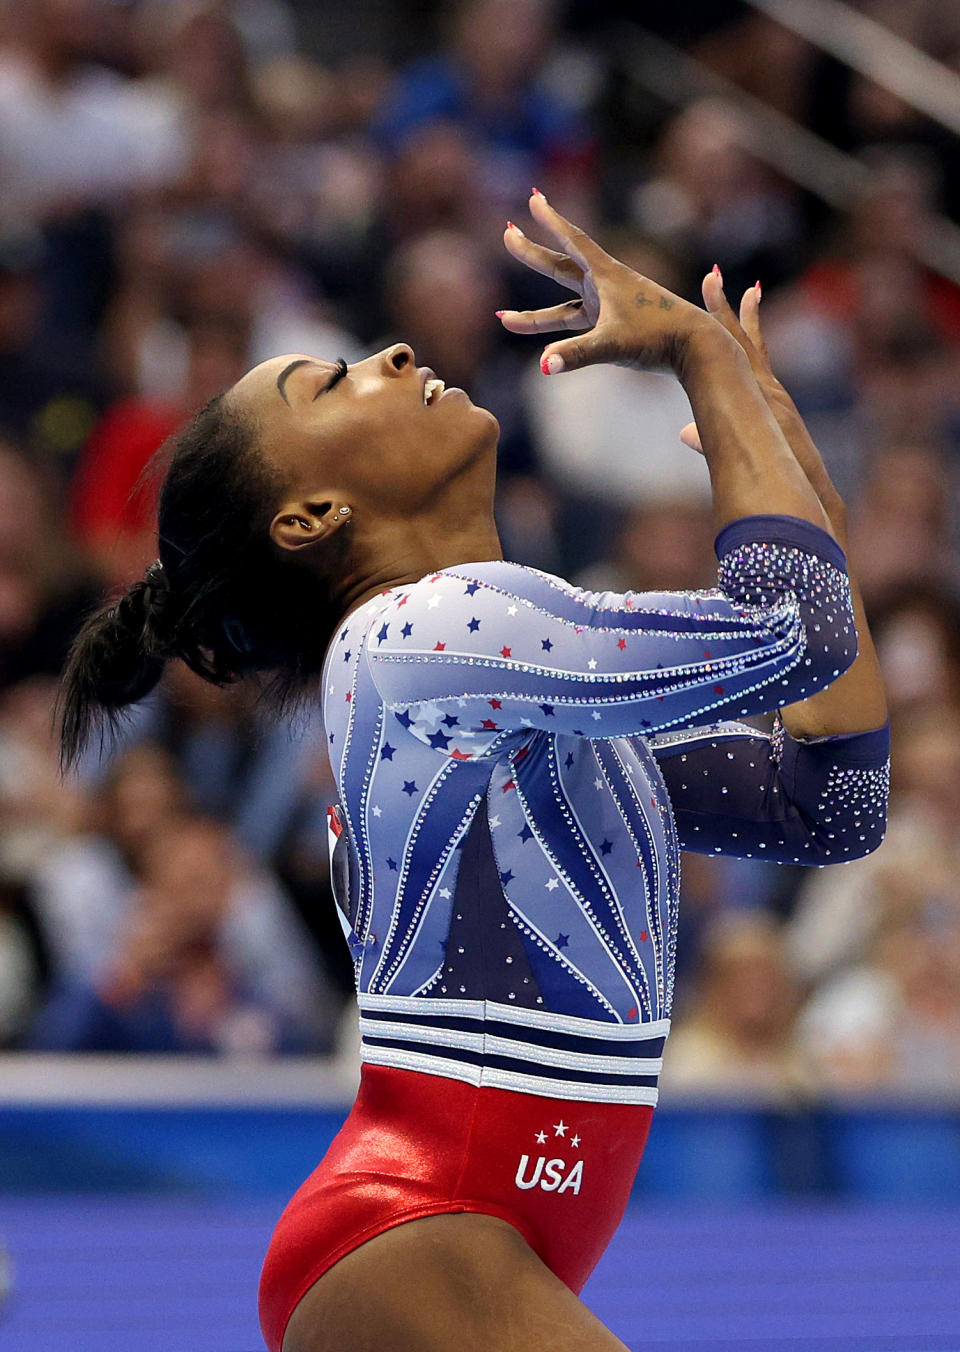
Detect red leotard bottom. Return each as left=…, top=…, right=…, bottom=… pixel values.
left=258, top=1064, right=654, bottom=1352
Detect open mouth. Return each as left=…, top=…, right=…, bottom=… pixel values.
left=419, top=366, right=446, bottom=406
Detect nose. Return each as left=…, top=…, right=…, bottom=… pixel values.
left=378, top=342, right=415, bottom=375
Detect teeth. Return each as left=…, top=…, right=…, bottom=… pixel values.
left=423, top=378, right=445, bottom=405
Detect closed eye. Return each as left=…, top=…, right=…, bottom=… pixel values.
left=313, top=357, right=348, bottom=400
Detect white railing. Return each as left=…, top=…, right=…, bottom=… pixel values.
left=619, top=25, right=960, bottom=285
left=744, top=0, right=960, bottom=138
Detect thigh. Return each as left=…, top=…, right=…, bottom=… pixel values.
left=282, top=1213, right=630, bottom=1352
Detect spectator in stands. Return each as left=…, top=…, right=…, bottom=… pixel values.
left=374, top=0, right=595, bottom=219
left=0, top=882, right=40, bottom=1047
left=631, top=98, right=803, bottom=303
left=846, top=445, right=959, bottom=604
left=659, top=914, right=808, bottom=1102
left=794, top=726, right=960, bottom=1095
left=0, top=445, right=99, bottom=692
left=30, top=813, right=334, bottom=1054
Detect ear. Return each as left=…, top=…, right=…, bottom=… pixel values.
left=270, top=500, right=352, bottom=553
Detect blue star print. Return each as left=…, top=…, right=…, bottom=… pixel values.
left=321, top=526, right=887, bottom=1107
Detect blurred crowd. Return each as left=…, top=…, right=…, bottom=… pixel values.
left=1, top=0, right=959, bottom=1099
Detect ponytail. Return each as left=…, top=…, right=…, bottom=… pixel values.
left=59, top=565, right=172, bottom=768
left=59, top=395, right=343, bottom=770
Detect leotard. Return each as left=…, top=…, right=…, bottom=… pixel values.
left=259, top=513, right=889, bottom=1350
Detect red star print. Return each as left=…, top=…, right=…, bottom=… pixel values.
left=617, top=638, right=627, bottom=650
left=429, top=573, right=442, bottom=582
left=502, top=779, right=515, bottom=792
left=397, top=595, right=409, bottom=607
left=703, top=649, right=711, bottom=658
left=500, top=646, right=511, bottom=658
left=640, top=930, right=649, bottom=942
left=451, top=748, right=471, bottom=760
left=481, top=719, right=499, bottom=730
left=489, top=699, right=502, bottom=709
left=627, top=1006, right=638, bottom=1020
left=434, top=641, right=446, bottom=651
left=625, top=598, right=633, bottom=607
left=714, top=684, right=725, bottom=694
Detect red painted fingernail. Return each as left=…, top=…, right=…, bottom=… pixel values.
left=506, top=220, right=516, bottom=231
left=712, top=263, right=722, bottom=281
left=531, top=186, right=543, bottom=196
left=540, top=351, right=564, bottom=375
left=495, top=310, right=506, bottom=318
left=755, top=280, right=762, bottom=299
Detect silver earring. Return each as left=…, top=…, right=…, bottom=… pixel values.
left=338, top=505, right=351, bottom=516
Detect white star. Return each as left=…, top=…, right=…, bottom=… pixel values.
left=545, top=877, right=559, bottom=891
left=372, top=805, right=382, bottom=817
left=439, top=887, right=451, bottom=898
left=553, top=1121, right=567, bottom=1137
left=594, top=777, right=603, bottom=791
left=591, top=711, right=601, bottom=720
left=488, top=814, right=501, bottom=828
left=587, top=658, right=597, bottom=670
left=535, top=1130, right=547, bottom=1144
left=427, top=594, right=442, bottom=608
left=570, top=1134, right=581, bottom=1148
left=507, top=604, right=518, bottom=616
left=328, top=684, right=335, bottom=694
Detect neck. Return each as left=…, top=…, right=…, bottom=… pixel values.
left=333, top=459, right=503, bottom=622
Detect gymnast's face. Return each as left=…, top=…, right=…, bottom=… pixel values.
left=227, top=343, right=499, bottom=543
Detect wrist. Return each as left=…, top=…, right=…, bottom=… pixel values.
left=674, top=321, right=746, bottom=385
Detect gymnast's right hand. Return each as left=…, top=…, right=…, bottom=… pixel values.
left=499, top=190, right=719, bottom=376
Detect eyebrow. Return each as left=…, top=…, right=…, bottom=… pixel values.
left=276, top=358, right=313, bottom=405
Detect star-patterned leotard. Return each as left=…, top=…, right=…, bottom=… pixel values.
left=259, top=512, right=890, bottom=1350
left=323, top=513, right=890, bottom=1104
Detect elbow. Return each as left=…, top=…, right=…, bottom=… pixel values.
left=802, top=620, right=859, bottom=695
left=807, top=814, right=887, bottom=866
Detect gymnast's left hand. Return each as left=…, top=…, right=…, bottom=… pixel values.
left=499, top=190, right=717, bottom=375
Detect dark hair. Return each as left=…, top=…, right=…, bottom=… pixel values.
left=59, top=395, right=345, bottom=768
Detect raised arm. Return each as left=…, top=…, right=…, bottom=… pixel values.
left=680, top=272, right=888, bottom=740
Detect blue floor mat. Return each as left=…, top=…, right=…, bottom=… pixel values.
left=1, top=1197, right=958, bottom=1351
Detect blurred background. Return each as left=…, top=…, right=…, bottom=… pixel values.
left=0, top=0, right=959, bottom=1348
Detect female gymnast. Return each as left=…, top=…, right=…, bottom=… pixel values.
left=61, top=192, right=889, bottom=1352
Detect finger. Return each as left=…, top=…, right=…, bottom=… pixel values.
left=679, top=421, right=704, bottom=455
left=738, top=281, right=769, bottom=366
left=540, top=324, right=618, bottom=374
left=503, top=222, right=583, bottom=293
left=702, top=267, right=767, bottom=382
left=527, top=190, right=610, bottom=274
left=497, top=299, right=589, bottom=335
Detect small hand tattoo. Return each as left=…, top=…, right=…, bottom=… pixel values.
left=634, top=292, right=653, bottom=308
left=659, top=296, right=676, bottom=310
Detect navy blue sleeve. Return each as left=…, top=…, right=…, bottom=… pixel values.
left=367, top=515, right=858, bottom=752
left=649, top=718, right=890, bottom=864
